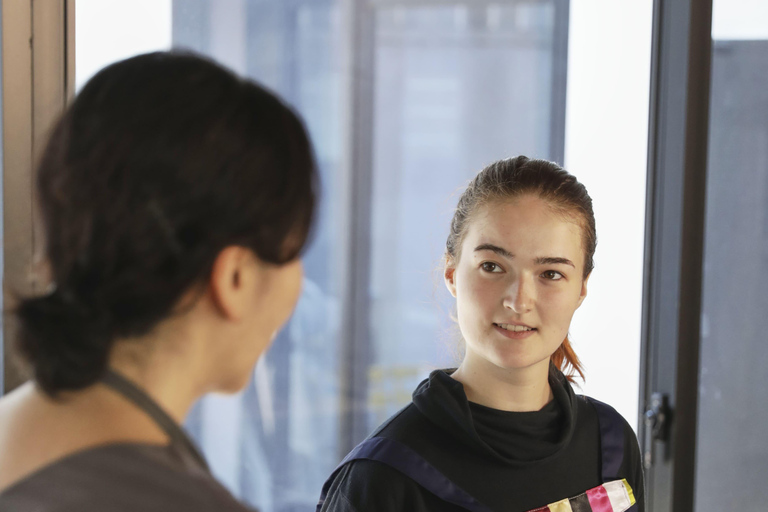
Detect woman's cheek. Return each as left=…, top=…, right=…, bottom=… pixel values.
left=471, top=278, right=501, bottom=313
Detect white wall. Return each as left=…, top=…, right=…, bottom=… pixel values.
left=564, top=0, right=654, bottom=430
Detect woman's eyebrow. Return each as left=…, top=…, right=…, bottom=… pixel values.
left=535, top=256, right=575, bottom=268
left=475, top=244, right=575, bottom=268
left=474, top=243, right=513, bottom=259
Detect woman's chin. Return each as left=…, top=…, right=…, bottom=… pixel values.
left=486, top=350, right=551, bottom=374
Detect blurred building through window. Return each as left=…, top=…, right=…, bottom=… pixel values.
left=694, top=0, right=768, bottom=508
left=74, top=1, right=652, bottom=510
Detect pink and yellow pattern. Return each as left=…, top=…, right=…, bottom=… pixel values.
left=527, top=479, right=636, bottom=512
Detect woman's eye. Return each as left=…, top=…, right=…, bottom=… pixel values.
left=481, top=262, right=502, bottom=273
left=541, top=270, right=564, bottom=280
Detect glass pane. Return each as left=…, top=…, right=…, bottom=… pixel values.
left=74, top=1, right=651, bottom=510
left=172, top=2, right=346, bottom=509
left=368, top=2, right=561, bottom=429
left=695, top=1, right=768, bottom=509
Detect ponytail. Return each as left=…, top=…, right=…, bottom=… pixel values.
left=550, top=336, right=585, bottom=383
left=16, top=289, right=113, bottom=396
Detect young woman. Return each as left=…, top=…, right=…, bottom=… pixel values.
left=319, top=157, right=644, bottom=512
left=0, top=52, right=316, bottom=511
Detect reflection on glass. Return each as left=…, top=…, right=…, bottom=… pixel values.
left=77, top=1, right=566, bottom=510
left=368, top=2, right=561, bottom=429
left=174, top=2, right=345, bottom=510
left=696, top=2, right=768, bottom=509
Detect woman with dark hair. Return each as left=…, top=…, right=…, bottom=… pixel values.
left=0, top=51, right=316, bottom=511
left=319, top=157, right=644, bottom=512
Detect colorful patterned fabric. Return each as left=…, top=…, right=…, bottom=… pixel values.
left=526, top=479, right=636, bottom=512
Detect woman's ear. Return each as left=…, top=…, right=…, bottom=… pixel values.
left=209, top=246, right=261, bottom=321
left=444, top=257, right=458, bottom=298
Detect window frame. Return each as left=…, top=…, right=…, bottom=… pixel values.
left=1, top=0, right=75, bottom=394
left=639, top=0, right=713, bottom=510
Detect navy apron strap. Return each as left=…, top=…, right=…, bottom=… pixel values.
left=585, top=396, right=626, bottom=482
left=316, top=437, right=493, bottom=512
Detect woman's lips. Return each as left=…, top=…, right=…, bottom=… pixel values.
left=493, top=323, right=537, bottom=339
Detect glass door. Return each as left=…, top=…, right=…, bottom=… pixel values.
left=640, top=0, right=768, bottom=510
left=694, top=1, right=768, bottom=509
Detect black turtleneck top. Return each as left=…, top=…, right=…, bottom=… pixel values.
left=319, top=369, right=644, bottom=512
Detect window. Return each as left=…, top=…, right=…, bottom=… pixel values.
left=71, top=1, right=652, bottom=510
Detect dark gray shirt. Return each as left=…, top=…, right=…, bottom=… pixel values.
left=0, top=370, right=257, bottom=512
left=0, top=440, right=255, bottom=511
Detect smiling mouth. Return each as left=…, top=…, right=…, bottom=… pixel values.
left=494, top=323, right=537, bottom=332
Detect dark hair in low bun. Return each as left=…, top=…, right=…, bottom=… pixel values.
left=16, top=51, right=317, bottom=396
left=17, top=290, right=112, bottom=392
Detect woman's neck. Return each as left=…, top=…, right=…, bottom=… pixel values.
left=107, top=326, right=210, bottom=425
left=451, top=355, right=553, bottom=412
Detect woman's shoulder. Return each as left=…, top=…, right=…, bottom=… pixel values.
left=0, top=382, right=170, bottom=494
left=321, top=458, right=464, bottom=512
left=0, top=443, right=252, bottom=512
left=319, top=401, right=459, bottom=512
left=576, top=395, right=633, bottom=429
left=576, top=394, right=641, bottom=456
left=368, top=402, right=427, bottom=439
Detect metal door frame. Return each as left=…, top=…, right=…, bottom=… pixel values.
left=639, top=0, right=713, bottom=510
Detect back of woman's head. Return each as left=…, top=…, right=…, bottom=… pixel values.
left=16, top=51, right=317, bottom=396
left=446, top=156, right=596, bottom=382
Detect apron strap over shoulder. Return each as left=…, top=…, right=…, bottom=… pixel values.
left=316, top=436, right=493, bottom=512
left=584, top=396, right=626, bottom=483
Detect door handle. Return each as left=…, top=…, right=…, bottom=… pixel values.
left=643, top=392, right=670, bottom=469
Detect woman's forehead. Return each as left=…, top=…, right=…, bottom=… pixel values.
left=464, top=197, right=585, bottom=261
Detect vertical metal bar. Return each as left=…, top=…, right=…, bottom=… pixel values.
left=672, top=1, right=712, bottom=509
left=548, top=0, right=569, bottom=165
left=0, top=2, right=4, bottom=397
left=639, top=0, right=667, bottom=493
left=640, top=0, right=712, bottom=510
left=336, top=0, right=376, bottom=458
left=65, top=0, right=75, bottom=102
left=281, top=0, right=299, bottom=105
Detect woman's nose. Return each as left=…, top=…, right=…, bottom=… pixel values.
left=503, top=275, right=534, bottom=314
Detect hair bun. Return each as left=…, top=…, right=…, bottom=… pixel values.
left=16, top=289, right=112, bottom=395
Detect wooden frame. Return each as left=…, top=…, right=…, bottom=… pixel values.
left=2, top=0, right=75, bottom=394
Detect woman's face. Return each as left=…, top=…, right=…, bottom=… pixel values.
left=221, top=256, right=303, bottom=392
left=445, top=195, right=589, bottom=375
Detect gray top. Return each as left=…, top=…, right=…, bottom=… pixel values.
left=0, top=442, right=254, bottom=512
left=0, top=371, right=256, bottom=512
